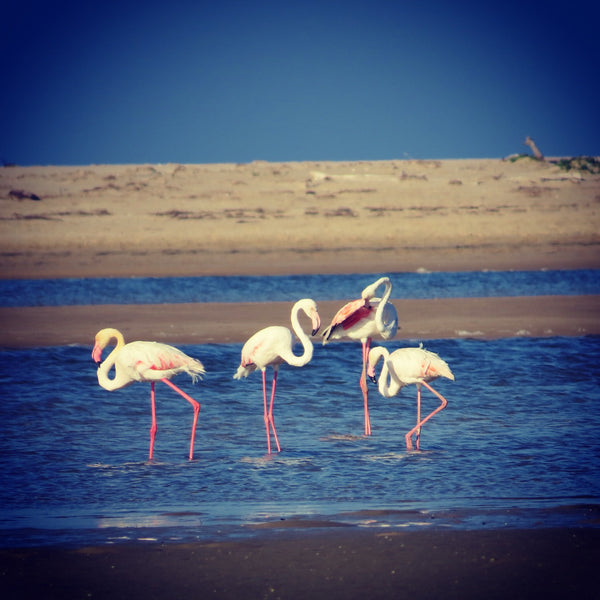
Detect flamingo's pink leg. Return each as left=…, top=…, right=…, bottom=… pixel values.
left=262, top=370, right=272, bottom=454
left=161, top=378, right=201, bottom=461
left=405, top=385, right=421, bottom=451
left=416, top=384, right=422, bottom=450
left=149, top=381, right=158, bottom=460
left=405, top=381, right=448, bottom=451
left=359, top=338, right=372, bottom=436
left=268, top=370, right=281, bottom=453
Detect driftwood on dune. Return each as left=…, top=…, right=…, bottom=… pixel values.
left=524, top=136, right=544, bottom=160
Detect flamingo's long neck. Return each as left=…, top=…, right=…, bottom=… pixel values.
left=374, top=279, right=392, bottom=331
left=96, top=330, right=129, bottom=391
left=384, top=358, right=406, bottom=396
left=371, top=347, right=401, bottom=398
left=287, top=304, right=314, bottom=367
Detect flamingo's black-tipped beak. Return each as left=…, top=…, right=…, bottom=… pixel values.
left=369, top=375, right=377, bottom=385
left=94, top=360, right=101, bottom=366
left=312, top=328, right=320, bottom=336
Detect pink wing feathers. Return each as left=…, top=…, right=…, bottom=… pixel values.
left=322, top=298, right=373, bottom=340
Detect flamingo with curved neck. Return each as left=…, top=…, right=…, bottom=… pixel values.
left=322, top=276, right=398, bottom=436
left=92, top=327, right=205, bottom=460
left=367, top=345, right=454, bottom=450
left=233, top=298, right=321, bottom=453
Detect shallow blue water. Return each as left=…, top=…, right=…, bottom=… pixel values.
left=1, top=335, right=599, bottom=548
left=1, top=269, right=599, bottom=306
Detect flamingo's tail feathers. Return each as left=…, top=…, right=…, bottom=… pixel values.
left=186, top=360, right=206, bottom=383
left=432, top=358, right=454, bottom=381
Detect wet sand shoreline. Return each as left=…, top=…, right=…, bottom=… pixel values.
left=2, top=527, right=598, bottom=599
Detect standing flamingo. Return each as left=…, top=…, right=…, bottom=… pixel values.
left=321, top=276, right=398, bottom=436
left=367, top=345, right=454, bottom=450
left=92, top=327, right=205, bottom=460
left=233, top=299, right=321, bottom=454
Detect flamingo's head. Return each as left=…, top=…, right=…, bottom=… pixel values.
left=92, top=328, right=124, bottom=364
left=91, top=339, right=104, bottom=364
left=298, top=298, right=321, bottom=336
left=361, top=276, right=390, bottom=301
left=366, top=359, right=376, bottom=381
left=311, top=307, right=321, bottom=336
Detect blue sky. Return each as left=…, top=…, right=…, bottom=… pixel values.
left=2, top=0, right=598, bottom=165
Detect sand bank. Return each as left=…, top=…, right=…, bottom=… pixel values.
left=1, top=295, right=598, bottom=348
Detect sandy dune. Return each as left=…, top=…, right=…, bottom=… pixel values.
left=1, top=158, right=598, bottom=279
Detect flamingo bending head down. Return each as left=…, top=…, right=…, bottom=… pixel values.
left=367, top=344, right=454, bottom=450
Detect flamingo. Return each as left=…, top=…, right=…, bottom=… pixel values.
left=233, top=298, right=321, bottom=454
left=92, top=327, right=205, bottom=460
left=367, top=345, right=454, bottom=450
left=321, top=276, right=398, bottom=436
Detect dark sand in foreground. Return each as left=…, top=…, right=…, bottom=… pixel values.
left=2, top=528, right=598, bottom=599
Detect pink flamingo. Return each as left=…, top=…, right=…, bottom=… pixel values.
left=321, top=276, right=398, bottom=436
left=92, top=327, right=205, bottom=460
left=233, top=299, right=321, bottom=454
left=367, top=345, right=454, bottom=450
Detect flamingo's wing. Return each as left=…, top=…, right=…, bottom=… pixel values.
left=391, top=348, right=454, bottom=383
left=239, top=328, right=269, bottom=368
left=121, top=342, right=200, bottom=381
left=237, top=326, right=291, bottom=372
left=322, top=298, right=373, bottom=341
